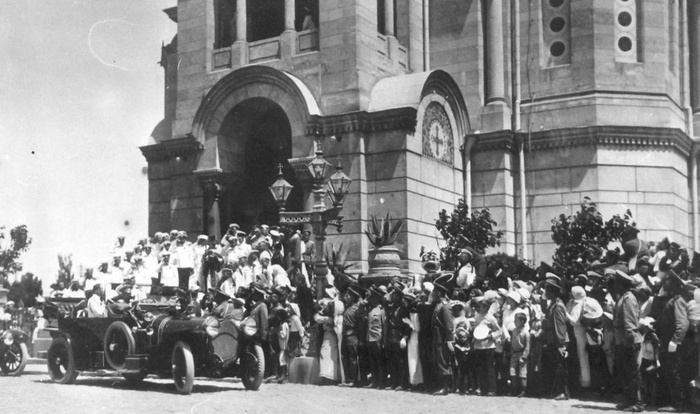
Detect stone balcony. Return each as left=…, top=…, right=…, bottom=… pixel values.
left=212, top=29, right=319, bottom=70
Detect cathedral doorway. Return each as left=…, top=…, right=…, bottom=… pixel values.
left=218, top=97, right=304, bottom=232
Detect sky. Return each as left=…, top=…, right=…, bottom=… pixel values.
left=0, top=0, right=177, bottom=285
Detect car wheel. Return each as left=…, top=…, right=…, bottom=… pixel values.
left=0, top=342, right=28, bottom=376
left=171, top=341, right=194, bottom=394
left=47, top=337, right=79, bottom=384
left=241, top=344, right=264, bottom=391
left=104, top=321, right=136, bottom=370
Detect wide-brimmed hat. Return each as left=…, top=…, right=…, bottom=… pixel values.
left=586, top=270, right=603, bottom=280
left=473, top=296, right=491, bottom=307
left=582, top=297, right=604, bottom=319
left=449, top=300, right=464, bottom=311
left=369, top=285, right=384, bottom=298
left=208, top=287, right=231, bottom=299
left=391, top=280, right=406, bottom=293
left=483, top=290, right=500, bottom=302
left=614, top=269, right=635, bottom=285
left=403, top=290, right=417, bottom=302
left=571, top=285, right=586, bottom=301
left=473, top=324, right=490, bottom=341
left=544, top=278, right=562, bottom=291
left=232, top=297, right=246, bottom=306
left=347, top=284, right=365, bottom=298
left=252, top=283, right=268, bottom=296
left=115, top=283, right=134, bottom=295
left=433, top=272, right=455, bottom=294
left=507, top=290, right=522, bottom=304
left=545, top=272, right=561, bottom=283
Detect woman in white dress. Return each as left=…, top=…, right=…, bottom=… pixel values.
left=403, top=291, right=423, bottom=386
left=313, top=299, right=341, bottom=383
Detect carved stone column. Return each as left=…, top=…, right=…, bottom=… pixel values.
left=281, top=0, right=298, bottom=56
left=485, top=0, right=505, bottom=104
left=232, top=0, right=248, bottom=65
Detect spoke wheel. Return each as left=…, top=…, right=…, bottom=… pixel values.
left=0, top=342, right=28, bottom=376
left=241, top=344, right=264, bottom=391
left=47, top=337, right=79, bottom=384
left=171, top=341, right=194, bottom=394
left=104, top=321, right=136, bottom=370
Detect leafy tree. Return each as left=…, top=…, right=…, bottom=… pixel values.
left=0, top=225, right=32, bottom=283
left=8, top=272, right=43, bottom=308
left=52, top=254, right=76, bottom=290
left=435, top=199, right=503, bottom=270
left=550, top=197, right=632, bottom=278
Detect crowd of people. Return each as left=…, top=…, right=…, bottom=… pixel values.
left=47, top=221, right=700, bottom=413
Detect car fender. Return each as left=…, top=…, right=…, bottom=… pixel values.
left=3, top=328, right=29, bottom=343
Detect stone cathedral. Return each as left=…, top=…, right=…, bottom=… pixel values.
left=141, top=0, right=700, bottom=275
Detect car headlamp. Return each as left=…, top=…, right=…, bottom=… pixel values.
left=2, top=334, right=13, bottom=345
left=242, top=317, right=257, bottom=337
left=204, top=316, right=220, bottom=338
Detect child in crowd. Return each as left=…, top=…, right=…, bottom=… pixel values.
left=277, top=308, right=290, bottom=384
left=509, top=312, right=530, bottom=397
left=453, top=326, right=472, bottom=394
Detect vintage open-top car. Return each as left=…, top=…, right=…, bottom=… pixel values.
left=43, top=290, right=264, bottom=394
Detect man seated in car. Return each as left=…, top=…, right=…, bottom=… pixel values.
left=208, top=288, right=235, bottom=320
left=87, top=284, right=107, bottom=318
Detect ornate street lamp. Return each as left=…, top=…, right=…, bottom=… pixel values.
left=268, top=146, right=352, bottom=299
left=268, top=164, right=294, bottom=212
left=326, top=160, right=352, bottom=208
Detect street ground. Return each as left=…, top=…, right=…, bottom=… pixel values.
left=0, top=360, right=652, bottom=414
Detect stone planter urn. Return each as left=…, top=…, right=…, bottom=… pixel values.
left=360, top=213, right=406, bottom=287
left=361, top=246, right=404, bottom=287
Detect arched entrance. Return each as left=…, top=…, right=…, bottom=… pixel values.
left=218, top=97, right=304, bottom=231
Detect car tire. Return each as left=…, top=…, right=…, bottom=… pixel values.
left=171, top=341, right=195, bottom=394
left=241, top=344, right=264, bottom=391
left=47, top=337, right=79, bottom=384
left=104, top=321, right=136, bottom=370
left=0, top=342, right=28, bottom=376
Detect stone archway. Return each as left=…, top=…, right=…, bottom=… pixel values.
left=191, top=65, right=321, bottom=237
left=217, top=97, right=304, bottom=231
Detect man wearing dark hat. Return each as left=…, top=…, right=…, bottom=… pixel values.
left=384, top=281, right=411, bottom=391
left=340, top=284, right=364, bottom=387
left=541, top=277, right=569, bottom=400
left=249, top=284, right=270, bottom=343
left=209, top=288, right=235, bottom=320
left=651, top=271, right=690, bottom=412
left=364, top=285, right=386, bottom=389
left=611, top=270, right=643, bottom=412
left=430, top=273, right=455, bottom=396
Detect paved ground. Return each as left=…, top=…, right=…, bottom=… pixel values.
left=0, top=361, right=652, bottom=414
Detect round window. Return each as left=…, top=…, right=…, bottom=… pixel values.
left=550, top=41, right=566, bottom=57
left=618, top=36, right=633, bottom=52
left=550, top=17, right=566, bottom=33
left=618, top=11, right=632, bottom=27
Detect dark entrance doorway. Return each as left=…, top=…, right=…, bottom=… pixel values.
left=218, top=98, right=304, bottom=232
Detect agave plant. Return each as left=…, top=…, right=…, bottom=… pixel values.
left=365, top=213, right=404, bottom=248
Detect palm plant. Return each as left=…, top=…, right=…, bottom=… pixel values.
left=364, top=213, right=404, bottom=248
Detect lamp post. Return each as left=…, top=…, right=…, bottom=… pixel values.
left=268, top=147, right=352, bottom=300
